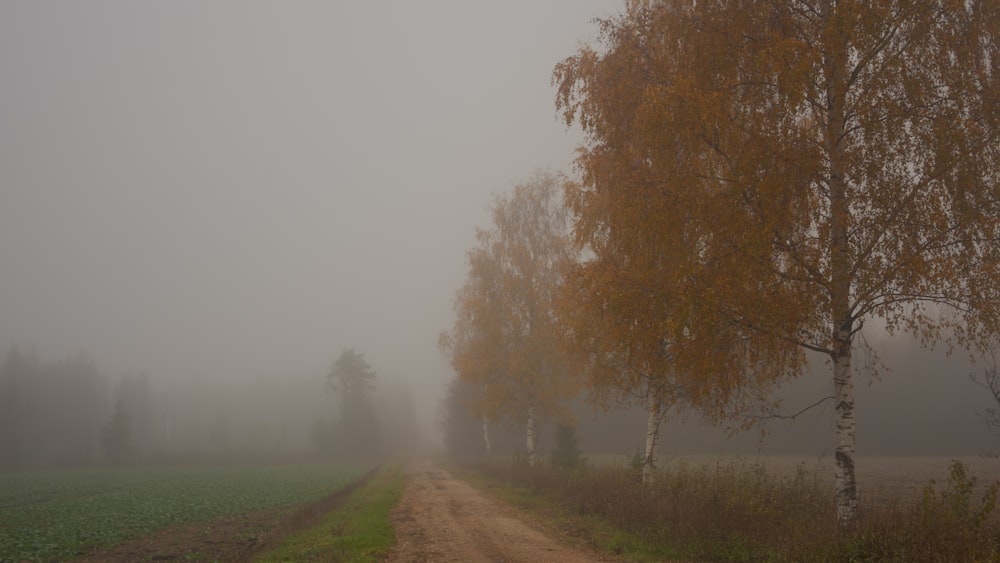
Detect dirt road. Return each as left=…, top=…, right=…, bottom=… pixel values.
left=387, top=460, right=613, bottom=563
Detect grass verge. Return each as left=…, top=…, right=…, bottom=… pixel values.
left=450, top=461, right=688, bottom=561
left=459, top=457, right=1000, bottom=562
left=256, top=463, right=404, bottom=562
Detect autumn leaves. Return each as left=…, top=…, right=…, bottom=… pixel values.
left=440, top=172, right=576, bottom=467
left=444, top=0, right=1000, bottom=528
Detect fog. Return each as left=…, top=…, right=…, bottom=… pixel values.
left=1, top=2, right=996, bottom=468
left=0, top=0, right=619, bottom=460
left=445, top=327, right=998, bottom=461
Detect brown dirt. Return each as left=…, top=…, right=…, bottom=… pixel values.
left=73, top=469, right=374, bottom=562
left=73, top=507, right=286, bottom=563
left=386, top=460, right=617, bottom=563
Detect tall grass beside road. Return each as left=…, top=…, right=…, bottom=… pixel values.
left=471, top=456, right=1000, bottom=561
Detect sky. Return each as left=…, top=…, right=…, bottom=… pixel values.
left=2, top=1, right=996, bottom=457
left=0, top=0, right=621, bottom=436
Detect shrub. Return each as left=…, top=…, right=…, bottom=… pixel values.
left=908, top=460, right=998, bottom=560
left=549, top=424, right=587, bottom=471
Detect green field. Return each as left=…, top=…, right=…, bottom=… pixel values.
left=0, top=463, right=368, bottom=562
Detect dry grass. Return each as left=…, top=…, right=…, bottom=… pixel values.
left=474, top=455, right=1000, bottom=562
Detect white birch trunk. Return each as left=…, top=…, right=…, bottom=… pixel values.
left=482, top=416, right=492, bottom=458
left=642, top=388, right=665, bottom=486
left=822, top=0, right=859, bottom=527
left=833, top=339, right=857, bottom=527
left=525, top=401, right=537, bottom=466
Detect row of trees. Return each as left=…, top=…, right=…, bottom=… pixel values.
left=439, top=171, right=681, bottom=481
left=0, top=345, right=418, bottom=468
left=440, top=172, right=578, bottom=466
left=443, top=0, right=1000, bottom=528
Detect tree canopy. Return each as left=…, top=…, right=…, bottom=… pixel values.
left=556, top=0, right=1000, bottom=526
left=441, top=171, right=580, bottom=464
left=327, top=348, right=376, bottom=400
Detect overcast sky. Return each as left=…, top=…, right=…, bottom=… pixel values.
left=0, top=0, right=621, bottom=432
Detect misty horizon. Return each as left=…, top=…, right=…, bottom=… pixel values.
left=0, top=1, right=623, bottom=447
left=1, top=0, right=997, bottom=464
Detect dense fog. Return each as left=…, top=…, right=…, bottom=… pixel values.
left=0, top=1, right=617, bottom=467
left=1, top=1, right=997, bottom=470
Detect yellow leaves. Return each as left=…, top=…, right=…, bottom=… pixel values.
left=553, top=0, right=1000, bottom=427
left=441, top=172, right=580, bottom=424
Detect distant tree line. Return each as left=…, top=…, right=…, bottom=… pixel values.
left=0, top=345, right=419, bottom=470
left=0, top=347, right=107, bottom=467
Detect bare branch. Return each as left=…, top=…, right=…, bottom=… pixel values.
left=746, top=395, right=836, bottom=422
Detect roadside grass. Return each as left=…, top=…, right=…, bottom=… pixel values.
left=461, top=456, right=1000, bottom=562
left=0, top=463, right=367, bottom=562
left=256, top=463, right=404, bottom=562
left=447, top=459, right=686, bottom=561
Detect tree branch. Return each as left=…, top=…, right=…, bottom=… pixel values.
left=746, top=395, right=836, bottom=422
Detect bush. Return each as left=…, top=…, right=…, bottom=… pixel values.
left=549, top=424, right=586, bottom=471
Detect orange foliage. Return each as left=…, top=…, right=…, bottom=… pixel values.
left=556, top=0, right=1000, bottom=525
left=441, top=172, right=580, bottom=440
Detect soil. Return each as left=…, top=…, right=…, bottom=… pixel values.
left=72, top=507, right=286, bottom=563
left=73, top=469, right=374, bottom=562
left=386, top=460, right=617, bottom=563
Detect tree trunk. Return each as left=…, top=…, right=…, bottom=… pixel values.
left=642, top=387, right=665, bottom=486
left=526, top=401, right=537, bottom=466
left=822, top=0, right=859, bottom=528
left=832, top=333, right=857, bottom=527
left=482, top=416, right=492, bottom=458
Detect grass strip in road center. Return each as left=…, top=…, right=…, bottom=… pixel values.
left=256, top=463, right=404, bottom=562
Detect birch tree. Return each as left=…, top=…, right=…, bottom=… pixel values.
left=556, top=0, right=1000, bottom=526
left=560, top=250, right=686, bottom=485
left=442, top=171, right=579, bottom=465
left=439, top=376, right=492, bottom=458
left=438, top=285, right=500, bottom=458
left=556, top=1, right=789, bottom=486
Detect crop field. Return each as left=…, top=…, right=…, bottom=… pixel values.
left=0, top=463, right=368, bottom=562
